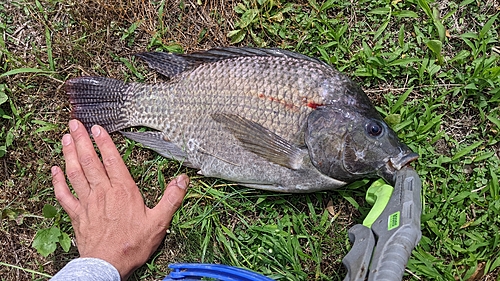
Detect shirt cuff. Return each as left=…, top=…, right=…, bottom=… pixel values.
left=50, top=257, right=121, bottom=281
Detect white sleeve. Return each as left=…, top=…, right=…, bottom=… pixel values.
left=50, top=258, right=121, bottom=281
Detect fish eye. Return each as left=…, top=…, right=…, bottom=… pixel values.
left=366, top=120, right=383, bottom=137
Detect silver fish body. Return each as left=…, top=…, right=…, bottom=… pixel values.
left=66, top=47, right=417, bottom=192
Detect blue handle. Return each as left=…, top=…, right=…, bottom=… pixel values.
left=162, top=263, right=275, bottom=281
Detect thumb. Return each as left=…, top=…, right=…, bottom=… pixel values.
left=151, top=174, right=189, bottom=229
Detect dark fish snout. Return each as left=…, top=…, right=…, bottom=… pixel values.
left=390, top=152, right=419, bottom=171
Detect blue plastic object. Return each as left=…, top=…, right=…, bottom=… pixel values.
left=162, top=263, right=275, bottom=281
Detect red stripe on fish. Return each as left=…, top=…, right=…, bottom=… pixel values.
left=257, top=92, right=299, bottom=111
left=306, top=102, right=322, bottom=109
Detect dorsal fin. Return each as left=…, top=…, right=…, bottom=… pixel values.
left=135, top=47, right=328, bottom=78
left=134, top=52, right=193, bottom=78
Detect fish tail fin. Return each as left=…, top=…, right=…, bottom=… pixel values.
left=65, top=76, right=133, bottom=133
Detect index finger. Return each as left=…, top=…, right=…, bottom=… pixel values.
left=91, top=125, right=136, bottom=188
left=69, top=120, right=109, bottom=192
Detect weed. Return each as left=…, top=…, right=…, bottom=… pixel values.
left=32, top=204, right=71, bottom=257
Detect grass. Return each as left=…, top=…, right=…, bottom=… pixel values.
left=0, top=0, right=499, bottom=280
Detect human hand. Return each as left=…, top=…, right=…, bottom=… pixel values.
left=51, top=119, right=189, bottom=279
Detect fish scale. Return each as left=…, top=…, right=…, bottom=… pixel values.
left=130, top=58, right=318, bottom=144
left=66, top=47, right=418, bottom=192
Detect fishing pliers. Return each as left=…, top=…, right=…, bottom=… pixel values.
left=342, top=166, right=422, bottom=281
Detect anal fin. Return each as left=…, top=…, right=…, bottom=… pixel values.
left=120, top=131, right=193, bottom=167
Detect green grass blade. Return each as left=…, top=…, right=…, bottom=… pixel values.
left=486, top=114, right=500, bottom=131
left=391, top=86, right=414, bottom=114
left=0, top=262, right=52, bottom=278
left=45, top=26, right=54, bottom=71
left=417, top=0, right=432, bottom=19
left=0, top=68, right=54, bottom=78
left=479, top=13, right=498, bottom=39
left=451, top=141, right=483, bottom=161
left=489, top=166, right=499, bottom=200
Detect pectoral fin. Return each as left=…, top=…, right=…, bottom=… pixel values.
left=212, top=113, right=305, bottom=170
left=120, top=131, right=193, bottom=167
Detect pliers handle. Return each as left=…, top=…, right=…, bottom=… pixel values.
left=342, top=166, right=422, bottom=281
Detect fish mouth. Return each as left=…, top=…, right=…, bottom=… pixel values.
left=389, top=152, right=419, bottom=171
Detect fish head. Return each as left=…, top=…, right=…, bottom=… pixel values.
left=341, top=115, right=419, bottom=184
left=306, top=106, right=418, bottom=185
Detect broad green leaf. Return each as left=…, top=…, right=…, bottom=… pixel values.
left=316, top=46, right=329, bottom=63
left=32, top=227, right=61, bottom=257
left=391, top=86, right=414, bottom=114
left=487, top=114, right=500, bottom=130
left=234, top=3, right=247, bottom=14
left=228, top=29, right=246, bottom=44
left=393, top=10, right=418, bottom=18
left=307, top=0, right=320, bottom=11
left=459, top=0, right=475, bottom=5
left=452, top=141, right=483, bottom=161
left=0, top=68, right=54, bottom=78
left=465, top=83, right=478, bottom=90
left=0, top=146, right=5, bottom=158
left=384, top=114, right=401, bottom=127
left=369, top=7, right=390, bottom=15
left=450, top=50, right=470, bottom=63
left=121, top=20, right=142, bottom=41
left=118, top=57, right=144, bottom=80
left=426, top=40, right=442, bottom=56
left=338, top=191, right=360, bottom=210
left=479, top=13, right=498, bottom=39
left=489, top=255, right=500, bottom=272
left=0, top=92, right=7, bottom=106
left=343, top=179, right=370, bottom=190
left=473, top=151, right=496, bottom=163
left=5, top=131, right=14, bottom=147
left=59, top=232, right=71, bottom=252
left=417, top=0, right=445, bottom=41
left=1, top=208, right=26, bottom=224
left=320, top=0, right=336, bottom=11
left=460, top=32, right=478, bottom=39
left=432, top=7, right=446, bottom=42
left=484, top=66, right=500, bottom=80
left=417, top=114, right=442, bottom=134
left=0, top=84, right=7, bottom=105
left=281, top=3, right=295, bottom=14
left=32, top=120, right=58, bottom=134
left=490, top=167, right=499, bottom=200
left=393, top=118, right=413, bottom=132
left=256, top=197, right=265, bottom=205
left=417, top=0, right=432, bottom=19
left=42, top=204, right=57, bottom=218
left=374, top=19, right=390, bottom=40
left=149, top=43, right=183, bottom=54
left=250, top=30, right=266, bottom=47
left=238, top=9, right=259, bottom=29
left=451, top=191, right=472, bottom=203
left=362, top=41, right=372, bottom=58
left=398, top=24, right=405, bottom=47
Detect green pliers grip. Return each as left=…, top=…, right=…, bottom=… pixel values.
left=342, top=166, right=422, bottom=281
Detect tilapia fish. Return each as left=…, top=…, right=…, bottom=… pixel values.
left=66, top=47, right=418, bottom=192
